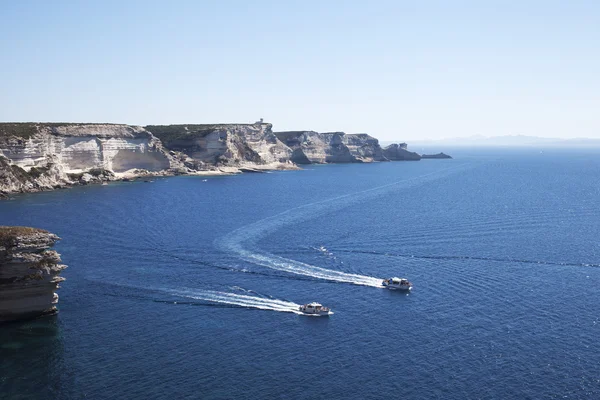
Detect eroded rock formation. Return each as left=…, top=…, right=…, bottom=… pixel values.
left=274, top=131, right=386, bottom=164
left=147, top=122, right=295, bottom=171
left=382, top=143, right=422, bottom=161
left=0, top=227, right=66, bottom=323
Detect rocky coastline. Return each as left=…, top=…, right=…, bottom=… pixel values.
left=0, top=226, right=66, bottom=323
left=0, top=122, right=449, bottom=197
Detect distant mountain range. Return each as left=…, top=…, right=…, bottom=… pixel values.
left=388, top=135, right=600, bottom=147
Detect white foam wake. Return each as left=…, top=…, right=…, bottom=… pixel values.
left=218, top=163, right=473, bottom=287
left=171, top=288, right=304, bottom=314
left=233, top=250, right=383, bottom=287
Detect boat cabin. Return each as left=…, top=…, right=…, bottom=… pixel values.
left=385, top=277, right=411, bottom=286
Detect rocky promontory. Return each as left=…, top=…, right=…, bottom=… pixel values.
left=0, top=226, right=66, bottom=323
left=382, top=143, right=421, bottom=161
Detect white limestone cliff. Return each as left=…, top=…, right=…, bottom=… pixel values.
left=0, top=123, right=181, bottom=195
left=1, top=124, right=173, bottom=173
left=274, top=131, right=387, bottom=164
left=147, top=123, right=296, bottom=171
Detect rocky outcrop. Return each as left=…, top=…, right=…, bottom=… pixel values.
left=422, top=152, right=452, bottom=159
left=274, top=131, right=386, bottom=164
left=382, top=143, right=421, bottom=161
left=0, top=227, right=66, bottom=323
left=147, top=123, right=295, bottom=171
left=0, top=154, right=70, bottom=194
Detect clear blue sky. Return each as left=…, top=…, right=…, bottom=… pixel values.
left=1, top=0, right=598, bottom=140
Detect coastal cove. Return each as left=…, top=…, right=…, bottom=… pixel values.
left=1, top=147, right=600, bottom=399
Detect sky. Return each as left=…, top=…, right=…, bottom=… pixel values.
left=0, top=0, right=598, bottom=141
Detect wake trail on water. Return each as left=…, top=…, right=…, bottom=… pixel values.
left=331, top=249, right=600, bottom=268
left=93, top=280, right=306, bottom=315
left=217, top=163, right=475, bottom=286
left=168, top=288, right=304, bottom=314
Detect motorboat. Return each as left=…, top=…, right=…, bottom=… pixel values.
left=298, top=302, right=332, bottom=316
left=382, top=277, right=412, bottom=291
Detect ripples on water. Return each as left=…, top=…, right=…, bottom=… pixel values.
left=1, top=148, right=600, bottom=399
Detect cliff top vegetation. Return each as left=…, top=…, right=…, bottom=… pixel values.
left=0, top=226, right=48, bottom=238
left=0, top=123, right=125, bottom=140
left=146, top=125, right=223, bottom=145
left=0, top=226, right=50, bottom=248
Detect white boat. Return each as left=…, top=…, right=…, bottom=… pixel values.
left=298, top=302, right=332, bottom=316
left=382, top=277, right=412, bottom=291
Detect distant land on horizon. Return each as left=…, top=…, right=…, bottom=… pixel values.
left=384, top=135, right=600, bottom=148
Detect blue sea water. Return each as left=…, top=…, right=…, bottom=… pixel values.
left=1, top=147, right=600, bottom=399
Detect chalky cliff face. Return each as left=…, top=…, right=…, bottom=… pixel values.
left=345, top=134, right=386, bottom=162
left=147, top=123, right=294, bottom=170
left=0, top=227, right=66, bottom=323
left=0, top=124, right=172, bottom=172
left=0, top=123, right=177, bottom=194
left=274, top=131, right=387, bottom=164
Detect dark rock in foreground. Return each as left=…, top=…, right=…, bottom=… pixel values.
left=421, top=152, right=452, bottom=159
left=0, top=226, right=66, bottom=323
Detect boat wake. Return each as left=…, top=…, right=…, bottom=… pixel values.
left=169, top=288, right=305, bottom=314
left=92, top=280, right=307, bottom=315
left=229, top=250, right=383, bottom=287
left=330, top=249, right=600, bottom=268
left=218, top=163, right=473, bottom=286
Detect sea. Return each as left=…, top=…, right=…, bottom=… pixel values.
left=1, top=147, right=599, bottom=399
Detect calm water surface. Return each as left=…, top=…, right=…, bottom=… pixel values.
left=1, top=148, right=599, bottom=399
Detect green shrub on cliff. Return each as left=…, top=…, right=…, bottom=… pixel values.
left=0, top=226, right=49, bottom=249
left=0, top=123, right=123, bottom=140
left=27, top=166, right=50, bottom=179
left=145, top=125, right=220, bottom=148
left=0, top=123, right=40, bottom=139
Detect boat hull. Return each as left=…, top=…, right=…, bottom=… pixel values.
left=383, top=285, right=412, bottom=291
left=299, top=311, right=333, bottom=316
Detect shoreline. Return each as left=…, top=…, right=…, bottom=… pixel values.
left=0, top=162, right=303, bottom=199
left=0, top=159, right=415, bottom=199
